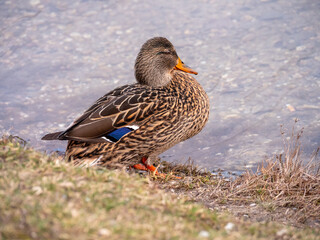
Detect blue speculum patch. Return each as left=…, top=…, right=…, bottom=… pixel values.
left=106, top=127, right=133, bottom=142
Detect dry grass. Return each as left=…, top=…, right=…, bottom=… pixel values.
left=156, top=125, right=320, bottom=227
left=223, top=127, right=320, bottom=223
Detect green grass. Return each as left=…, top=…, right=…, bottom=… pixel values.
left=0, top=137, right=319, bottom=239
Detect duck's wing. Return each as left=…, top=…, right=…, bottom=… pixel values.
left=42, top=85, right=172, bottom=143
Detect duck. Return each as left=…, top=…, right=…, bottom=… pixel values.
left=42, top=37, right=209, bottom=175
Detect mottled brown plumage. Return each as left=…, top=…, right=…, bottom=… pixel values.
left=42, top=37, right=209, bottom=169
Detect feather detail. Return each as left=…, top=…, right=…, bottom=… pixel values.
left=42, top=84, right=166, bottom=143
left=41, top=131, right=63, bottom=140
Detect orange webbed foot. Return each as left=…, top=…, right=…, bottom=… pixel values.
left=132, top=163, right=148, bottom=171
left=141, top=157, right=181, bottom=179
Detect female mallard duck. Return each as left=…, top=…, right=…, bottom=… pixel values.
left=42, top=37, right=209, bottom=175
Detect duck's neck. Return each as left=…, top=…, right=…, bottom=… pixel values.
left=136, top=72, right=172, bottom=87
left=135, top=62, right=173, bottom=87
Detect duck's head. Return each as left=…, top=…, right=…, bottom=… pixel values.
left=135, top=37, right=198, bottom=87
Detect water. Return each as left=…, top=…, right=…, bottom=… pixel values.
left=1, top=0, right=319, bottom=171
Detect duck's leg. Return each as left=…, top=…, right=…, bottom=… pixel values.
left=132, top=157, right=181, bottom=179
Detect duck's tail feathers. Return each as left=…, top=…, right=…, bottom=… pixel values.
left=41, top=131, right=64, bottom=140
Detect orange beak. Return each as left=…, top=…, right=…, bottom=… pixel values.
left=174, top=57, right=198, bottom=75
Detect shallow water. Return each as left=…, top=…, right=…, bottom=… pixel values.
left=1, top=0, right=319, bottom=171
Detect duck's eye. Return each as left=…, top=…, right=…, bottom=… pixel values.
left=157, top=49, right=171, bottom=55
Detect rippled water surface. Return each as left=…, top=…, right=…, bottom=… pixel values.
left=1, top=0, right=319, bottom=171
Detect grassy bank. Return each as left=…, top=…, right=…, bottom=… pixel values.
left=0, top=136, right=319, bottom=239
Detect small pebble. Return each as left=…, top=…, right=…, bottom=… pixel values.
left=99, top=228, right=111, bottom=236
left=224, top=222, right=235, bottom=232
left=198, top=230, right=209, bottom=238
left=276, top=228, right=288, bottom=237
